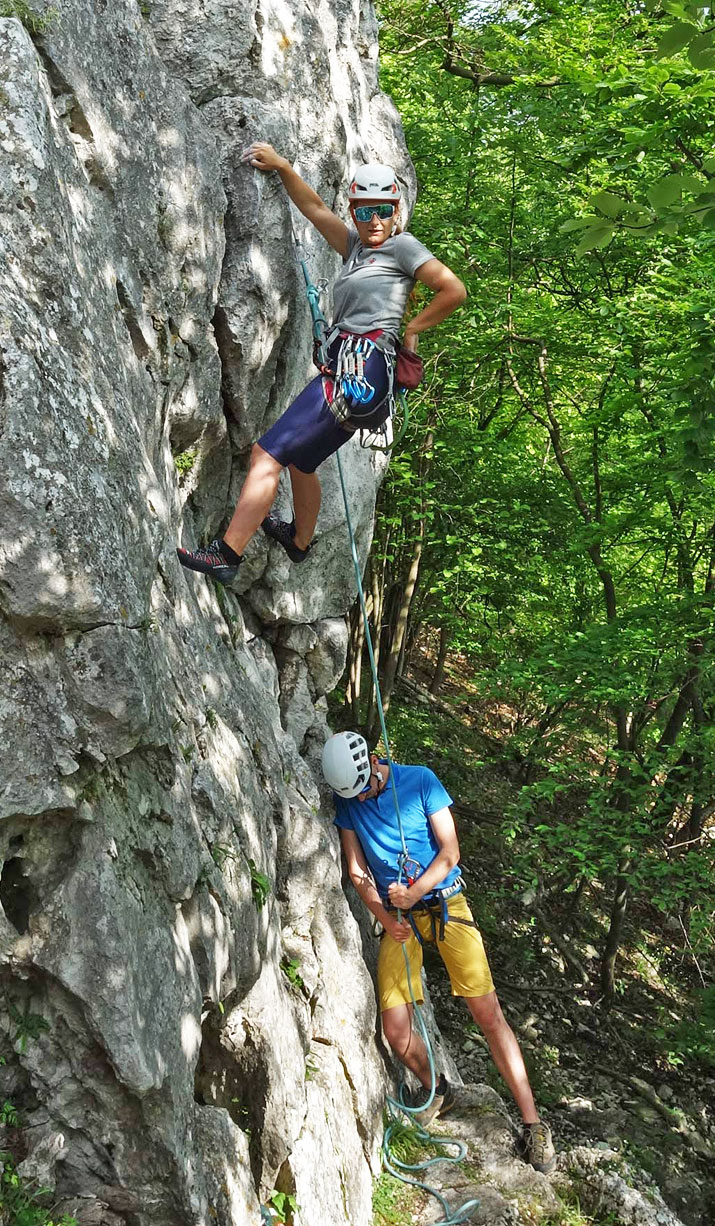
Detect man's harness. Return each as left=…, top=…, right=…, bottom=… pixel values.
left=385, top=874, right=477, bottom=946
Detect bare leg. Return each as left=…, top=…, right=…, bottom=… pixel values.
left=223, top=444, right=284, bottom=556
left=288, top=465, right=321, bottom=550
left=381, top=1004, right=434, bottom=1089
left=466, top=991, right=539, bottom=1123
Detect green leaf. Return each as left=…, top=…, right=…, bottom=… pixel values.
left=591, top=191, right=625, bottom=218
left=656, top=20, right=698, bottom=57
left=702, top=208, right=715, bottom=228
left=647, top=177, right=683, bottom=209
left=560, top=216, right=600, bottom=233
left=688, top=31, right=715, bottom=69
left=575, top=223, right=615, bottom=255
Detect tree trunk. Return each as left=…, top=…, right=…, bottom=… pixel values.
left=350, top=602, right=365, bottom=726
left=601, top=856, right=630, bottom=1004
left=365, top=557, right=386, bottom=743
left=430, top=624, right=452, bottom=695
left=380, top=521, right=425, bottom=718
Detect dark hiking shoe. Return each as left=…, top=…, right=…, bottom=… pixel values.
left=261, top=515, right=312, bottom=563
left=402, top=1075, right=457, bottom=1127
left=177, top=539, right=242, bottom=585
left=517, top=1121, right=556, bottom=1173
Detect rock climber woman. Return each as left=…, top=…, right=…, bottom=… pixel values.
left=177, top=143, right=466, bottom=584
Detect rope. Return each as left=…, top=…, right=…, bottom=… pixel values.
left=335, top=452, right=479, bottom=1225
left=293, top=241, right=478, bottom=1223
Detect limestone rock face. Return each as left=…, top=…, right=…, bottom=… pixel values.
left=0, top=2, right=411, bottom=1224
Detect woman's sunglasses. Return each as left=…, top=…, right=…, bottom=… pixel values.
left=353, top=203, right=396, bottom=222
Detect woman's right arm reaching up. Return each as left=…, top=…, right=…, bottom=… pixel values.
left=242, top=141, right=350, bottom=258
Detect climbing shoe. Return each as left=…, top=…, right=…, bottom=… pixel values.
left=403, top=1075, right=457, bottom=1127
left=177, top=539, right=242, bottom=585
left=517, top=1121, right=556, bottom=1174
left=261, top=515, right=312, bottom=563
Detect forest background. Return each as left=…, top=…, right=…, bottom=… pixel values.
left=337, top=1, right=715, bottom=1208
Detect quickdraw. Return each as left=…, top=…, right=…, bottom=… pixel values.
left=335, top=334, right=377, bottom=405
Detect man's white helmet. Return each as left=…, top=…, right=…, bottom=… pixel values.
left=322, top=731, right=371, bottom=798
left=348, top=163, right=401, bottom=203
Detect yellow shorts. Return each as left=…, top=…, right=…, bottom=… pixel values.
left=377, top=892, right=495, bottom=1012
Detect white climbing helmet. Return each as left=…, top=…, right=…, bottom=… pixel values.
left=322, top=731, right=371, bottom=798
left=348, top=163, right=401, bottom=203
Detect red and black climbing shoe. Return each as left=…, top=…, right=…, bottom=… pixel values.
left=402, top=1075, right=457, bottom=1127
left=261, top=515, right=313, bottom=563
left=517, top=1121, right=556, bottom=1174
left=177, top=539, right=242, bottom=585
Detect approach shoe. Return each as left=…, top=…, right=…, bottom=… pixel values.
left=517, top=1121, right=556, bottom=1174
left=261, top=515, right=312, bottom=563
left=403, top=1075, right=457, bottom=1127
left=177, top=539, right=242, bottom=585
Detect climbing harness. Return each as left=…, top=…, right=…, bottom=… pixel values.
left=387, top=874, right=480, bottom=947
left=334, top=452, right=479, bottom=1226
left=295, top=240, right=411, bottom=451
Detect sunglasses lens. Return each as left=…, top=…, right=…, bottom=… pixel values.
left=354, top=204, right=395, bottom=221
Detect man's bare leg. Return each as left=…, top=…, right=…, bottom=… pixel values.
left=223, top=444, right=284, bottom=556
left=466, top=991, right=539, bottom=1123
left=381, top=1003, right=435, bottom=1089
left=288, top=464, right=321, bottom=550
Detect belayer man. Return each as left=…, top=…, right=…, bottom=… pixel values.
left=322, top=730, right=556, bottom=1174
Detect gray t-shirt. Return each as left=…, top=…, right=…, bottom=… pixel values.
left=331, top=229, right=434, bottom=338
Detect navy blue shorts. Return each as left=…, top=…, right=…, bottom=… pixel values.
left=257, top=335, right=391, bottom=474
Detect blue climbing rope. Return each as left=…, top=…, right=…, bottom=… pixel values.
left=296, top=244, right=478, bottom=1224
left=335, top=452, right=479, bottom=1226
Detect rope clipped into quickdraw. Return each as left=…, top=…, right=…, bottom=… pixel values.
left=297, top=253, right=332, bottom=376
left=334, top=450, right=479, bottom=1226
left=295, top=238, right=410, bottom=452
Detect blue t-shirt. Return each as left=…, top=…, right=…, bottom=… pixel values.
left=333, top=763, right=459, bottom=900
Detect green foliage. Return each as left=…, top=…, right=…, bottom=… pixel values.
left=210, top=842, right=237, bottom=869
left=248, top=858, right=270, bottom=909
left=7, top=1005, right=49, bottom=1055
left=540, top=1190, right=620, bottom=1226
left=0, top=1150, right=77, bottom=1226
left=372, top=1171, right=424, bottom=1226
left=371, top=0, right=715, bottom=992
left=0, top=2, right=53, bottom=32
left=213, top=582, right=241, bottom=648
left=279, top=957, right=304, bottom=992
left=382, top=1117, right=432, bottom=1166
left=0, top=1101, right=18, bottom=1128
left=266, top=1189, right=298, bottom=1224
left=655, top=985, right=715, bottom=1069
left=173, top=448, right=197, bottom=481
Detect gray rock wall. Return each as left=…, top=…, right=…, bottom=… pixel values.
left=0, top=2, right=413, bottom=1223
